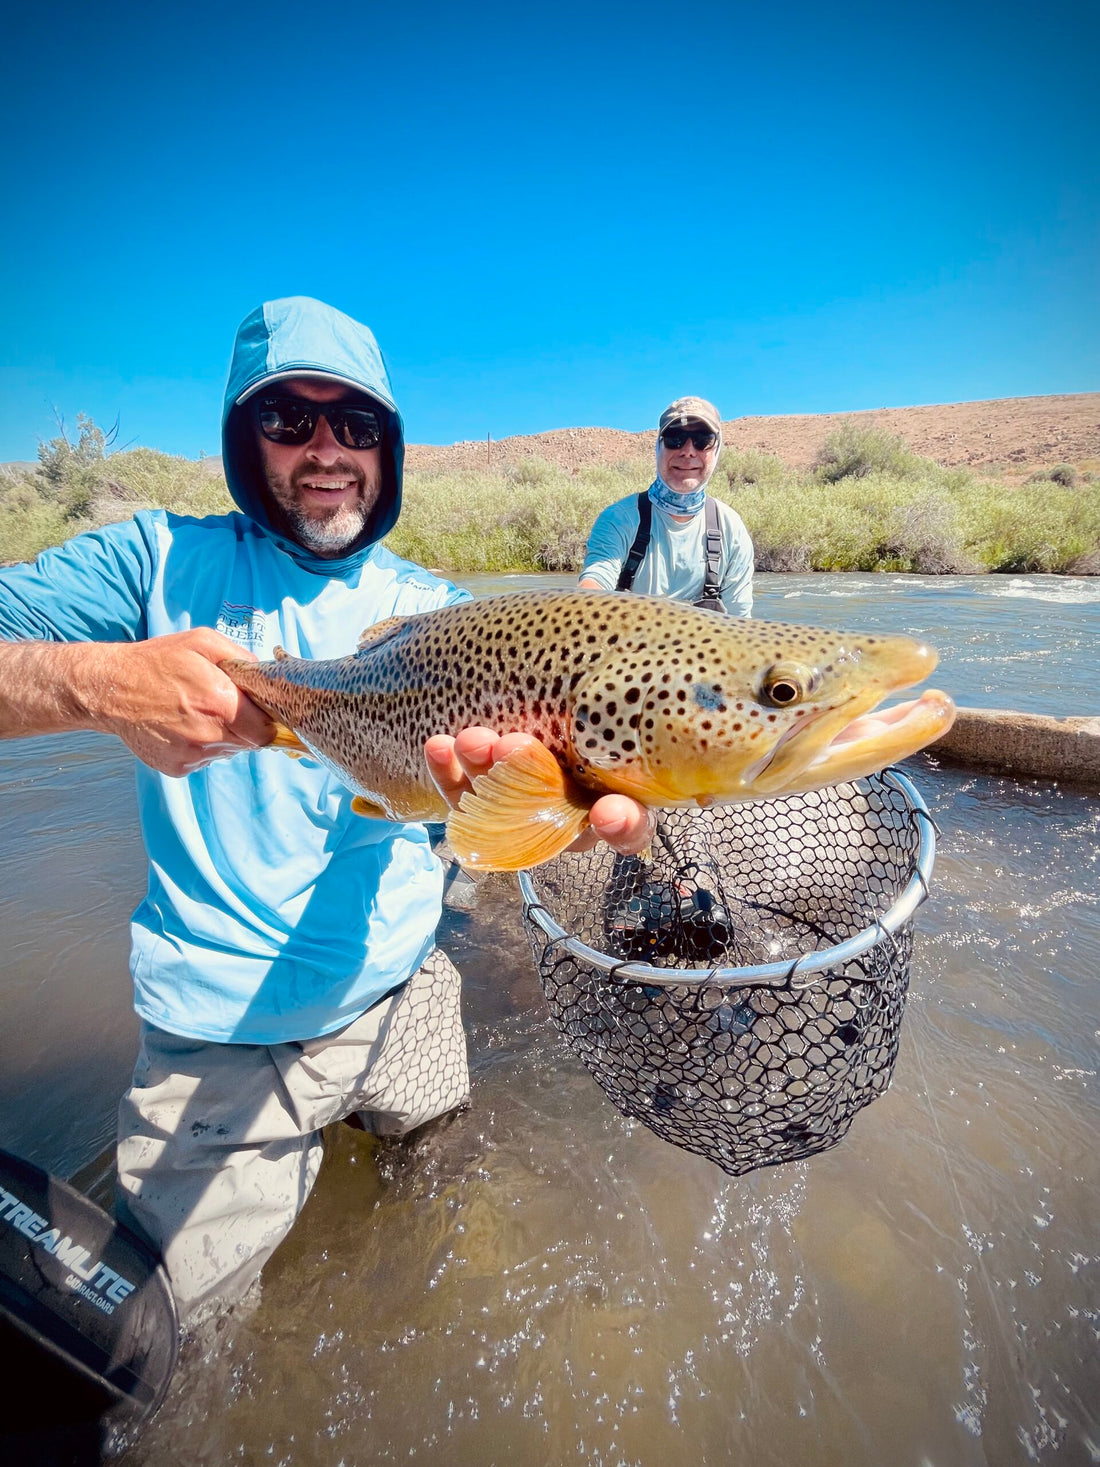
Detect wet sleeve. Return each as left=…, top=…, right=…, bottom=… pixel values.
left=720, top=512, right=755, bottom=619
left=0, top=514, right=159, bottom=643
left=580, top=501, right=634, bottom=590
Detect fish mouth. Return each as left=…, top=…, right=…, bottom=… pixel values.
left=740, top=638, right=956, bottom=795
left=746, top=688, right=957, bottom=794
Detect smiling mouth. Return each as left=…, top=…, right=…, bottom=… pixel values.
left=299, top=478, right=358, bottom=494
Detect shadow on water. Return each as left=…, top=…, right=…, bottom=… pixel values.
left=0, top=574, right=1097, bottom=1464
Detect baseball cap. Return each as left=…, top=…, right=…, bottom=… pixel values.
left=658, top=396, right=722, bottom=436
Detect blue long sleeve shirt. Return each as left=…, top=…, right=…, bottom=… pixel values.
left=0, top=509, right=468, bottom=1043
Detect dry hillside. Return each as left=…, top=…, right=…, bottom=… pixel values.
left=405, top=392, right=1100, bottom=481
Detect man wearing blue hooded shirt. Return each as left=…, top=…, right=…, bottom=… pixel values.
left=0, top=297, right=653, bottom=1326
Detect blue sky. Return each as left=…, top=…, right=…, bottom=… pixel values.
left=1, top=0, right=1096, bottom=461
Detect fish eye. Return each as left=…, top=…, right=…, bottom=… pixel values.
left=760, top=662, right=818, bottom=708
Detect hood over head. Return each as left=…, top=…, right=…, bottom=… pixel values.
left=222, top=297, right=404, bottom=576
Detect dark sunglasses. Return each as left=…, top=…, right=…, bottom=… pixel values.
left=661, top=427, right=717, bottom=451
left=255, top=395, right=384, bottom=451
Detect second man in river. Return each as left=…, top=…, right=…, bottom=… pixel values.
left=578, top=396, right=754, bottom=616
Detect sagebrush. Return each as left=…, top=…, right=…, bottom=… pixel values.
left=2, top=419, right=1097, bottom=575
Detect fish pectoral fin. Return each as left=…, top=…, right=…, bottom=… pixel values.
left=269, top=722, right=309, bottom=755
left=445, top=740, right=593, bottom=872
left=351, top=795, right=391, bottom=820
left=356, top=615, right=408, bottom=652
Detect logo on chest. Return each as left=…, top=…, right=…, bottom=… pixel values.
left=216, top=602, right=269, bottom=649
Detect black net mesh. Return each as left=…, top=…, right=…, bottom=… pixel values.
left=521, top=773, right=930, bottom=1178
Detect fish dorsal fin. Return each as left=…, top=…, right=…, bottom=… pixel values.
left=273, top=645, right=289, bottom=662
left=356, top=615, right=409, bottom=652
left=446, top=739, right=593, bottom=872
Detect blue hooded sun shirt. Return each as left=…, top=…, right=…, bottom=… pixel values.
left=0, top=297, right=470, bottom=1043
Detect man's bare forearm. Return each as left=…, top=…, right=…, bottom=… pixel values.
left=0, top=630, right=274, bottom=774
left=0, top=639, right=114, bottom=739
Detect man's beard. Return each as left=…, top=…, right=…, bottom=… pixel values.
left=268, top=463, right=378, bottom=556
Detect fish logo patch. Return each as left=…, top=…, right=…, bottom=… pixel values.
left=216, top=602, right=268, bottom=649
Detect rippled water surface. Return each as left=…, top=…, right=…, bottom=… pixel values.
left=1, top=573, right=1097, bottom=1465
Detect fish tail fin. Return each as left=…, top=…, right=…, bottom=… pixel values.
left=446, top=740, right=593, bottom=872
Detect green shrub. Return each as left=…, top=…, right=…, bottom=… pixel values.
left=0, top=479, right=72, bottom=565
left=814, top=421, right=922, bottom=482
left=1027, top=463, right=1078, bottom=488
left=2, top=417, right=1097, bottom=577
left=959, top=479, right=1100, bottom=572
left=716, top=447, right=788, bottom=489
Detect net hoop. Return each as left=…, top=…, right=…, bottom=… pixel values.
left=519, top=768, right=936, bottom=990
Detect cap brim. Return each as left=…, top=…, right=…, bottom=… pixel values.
left=236, top=371, right=389, bottom=407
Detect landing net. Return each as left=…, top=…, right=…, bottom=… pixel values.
left=519, top=769, right=937, bottom=1177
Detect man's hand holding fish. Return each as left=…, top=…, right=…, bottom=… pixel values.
left=424, top=726, right=658, bottom=857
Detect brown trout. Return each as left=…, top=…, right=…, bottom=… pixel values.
left=222, top=589, right=955, bottom=871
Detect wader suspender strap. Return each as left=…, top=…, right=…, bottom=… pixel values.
left=700, top=496, right=723, bottom=606
left=615, top=493, right=725, bottom=610
left=615, top=493, right=652, bottom=591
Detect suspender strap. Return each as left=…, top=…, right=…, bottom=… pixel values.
left=700, top=496, right=723, bottom=604
left=616, top=493, right=652, bottom=592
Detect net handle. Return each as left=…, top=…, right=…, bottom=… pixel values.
left=517, top=768, right=938, bottom=990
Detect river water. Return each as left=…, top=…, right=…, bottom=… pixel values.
left=0, top=573, right=1097, bottom=1466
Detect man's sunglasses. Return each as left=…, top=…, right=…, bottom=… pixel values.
left=661, top=427, right=718, bottom=451
left=255, top=395, right=384, bottom=451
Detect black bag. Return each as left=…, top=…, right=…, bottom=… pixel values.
left=0, top=1147, right=178, bottom=1458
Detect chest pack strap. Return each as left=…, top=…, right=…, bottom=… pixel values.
left=615, top=493, right=652, bottom=592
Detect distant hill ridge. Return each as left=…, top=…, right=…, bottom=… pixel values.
left=4, top=392, right=1096, bottom=483
left=405, top=392, right=1100, bottom=480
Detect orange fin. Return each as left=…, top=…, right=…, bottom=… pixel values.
left=356, top=616, right=408, bottom=652
left=351, top=794, right=390, bottom=819
left=269, top=722, right=308, bottom=755
left=273, top=645, right=290, bottom=662
left=446, top=740, right=593, bottom=872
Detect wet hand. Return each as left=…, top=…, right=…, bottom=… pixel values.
left=424, top=727, right=655, bottom=857
left=89, top=629, right=276, bottom=776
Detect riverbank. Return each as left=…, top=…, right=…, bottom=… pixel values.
left=2, top=413, right=1097, bottom=573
